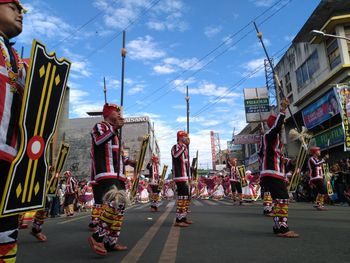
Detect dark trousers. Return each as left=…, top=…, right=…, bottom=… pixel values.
left=230, top=181, right=242, bottom=194
left=93, top=178, right=125, bottom=205
left=176, top=181, right=189, bottom=196
left=260, top=176, right=289, bottom=199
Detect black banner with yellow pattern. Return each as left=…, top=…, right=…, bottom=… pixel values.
left=46, top=142, right=70, bottom=196
left=0, top=40, right=71, bottom=217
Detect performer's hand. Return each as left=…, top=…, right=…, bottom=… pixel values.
left=280, top=98, right=289, bottom=111
left=324, top=154, right=329, bottom=160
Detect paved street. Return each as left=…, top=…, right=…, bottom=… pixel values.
left=17, top=200, right=350, bottom=263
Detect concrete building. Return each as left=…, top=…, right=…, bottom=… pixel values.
left=62, top=116, right=160, bottom=180
left=239, top=0, right=350, bottom=170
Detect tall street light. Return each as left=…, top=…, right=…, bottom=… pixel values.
left=311, top=30, right=350, bottom=41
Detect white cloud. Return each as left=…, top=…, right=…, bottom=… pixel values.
left=18, top=3, right=73, bottom=45
left=153, top=57, right=202, bottom=75
left=127, top=35, right=166, bottom=61
left=60, top=49, right=92, bottom=79
left=146, top=0, right=188, bottom=32
left=153, top=64, right=176, bottom=74
left=94, top=0, right=188, bottom=32
left=284, top=35, right=295, bottom=42
left=241, top=57, right=266, bottom=78
left=128, top=84, right=145, bottom=95
left=174, top=80, right=240, bottom=98
left=68, top=89, right=105, bottom=117
left=250, top=0, right=276, bottom=7
left=172, top=105, right=186, bottom=109
left=204, top=26, right=223, bottom=38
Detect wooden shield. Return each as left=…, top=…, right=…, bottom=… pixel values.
left=130, top=134, right=150, bottom=198
left=157, top=164, right=168, bottom=192
left=0, top=40, right=71, bottom=217
left=46, top=142, right=70, bottom=197
left=237, top=165, right=248, bottom=187
left=287, top=139, right=310, bottom=193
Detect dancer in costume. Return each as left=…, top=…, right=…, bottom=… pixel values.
left=147, top=155, right=161, bottom=211
left=212, top=176, right=225, bottom=200
left=138, top=179, right=149, bottom=203
left=164, top=180, right=175, bottom=200
left=171, top=131, right=193, bottom=227
left=0, top=1, right=27, bottom=261
left=308, top=146, right=328, bottom=211
left=228, top=158, right=243, bottom=204
left=260, top=99, right=299, bottom=238
left=63, top=171, right=77, bottom=217
left=88, top=103, right=135, bottom=256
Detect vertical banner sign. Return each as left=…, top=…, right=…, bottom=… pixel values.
left=243, top=87, right=270, bottom=123
left=0, top=40, right=71, bottom=217
left=46, top=142, right=70, bottom=196
left=131, top=135, right=150, bottom=198
left=237, top=165, right=248, bottom=187
left=158, top=165, right=169, bottom=192
left=335, top=84, right=350, bottom=151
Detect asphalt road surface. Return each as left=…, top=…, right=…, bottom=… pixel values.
left=17, top=199, right=350, bottom=263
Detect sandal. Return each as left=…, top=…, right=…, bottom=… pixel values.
left=110, top=243, right=128, bottom=251
left=277, top=231, right=299, bottom=238
left=30, top=232, right=47, bottom=242
left=88, top=236, right=107, bottom=256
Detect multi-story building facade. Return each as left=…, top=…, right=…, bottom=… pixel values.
left=276, top=0, right=350, bottom=161
left=239, top=0, right=350, bottom=169
left=62, top=116, right=160, bottom=180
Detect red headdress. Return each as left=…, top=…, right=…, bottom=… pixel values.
left=102, top=103, right=121, bottom=118
left=0, top=0, right=26, bottom=13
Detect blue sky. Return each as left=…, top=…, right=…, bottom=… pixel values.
left=17, top=0, right=320, bottom=169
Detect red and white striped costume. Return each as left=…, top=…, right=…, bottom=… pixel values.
left=171, top=143, right=189, bottom=182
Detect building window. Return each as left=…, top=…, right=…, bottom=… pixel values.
left=296, top=50, right=320, bottom=90
left=325, top=35, right=341, bottom=70
left=284, top=72, right=292, bottom=94
left=288, top=93, right=294, bottom=104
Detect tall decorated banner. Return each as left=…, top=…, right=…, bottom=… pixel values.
left=158, top=165, right=169, bottom=192
left=130, top=135, right=150, bottom=199
left=334, top=84, right=350, bottom=151
left=46, top=142, right=70, bottom=196
left=237, top=165, right=248, bottom=187
left=0, top=40, right=71, bottom=217
left=243, top=87, right=270, bottom=123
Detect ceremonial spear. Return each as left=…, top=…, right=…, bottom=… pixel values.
left=117, top=31, right=127, bottom=178
left=253, top=22, right=311, bottom=145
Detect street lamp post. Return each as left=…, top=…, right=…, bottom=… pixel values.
left=311, top=30, right=350, bottom=42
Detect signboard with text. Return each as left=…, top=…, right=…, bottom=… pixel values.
left=243, top=88, right=270, bottom=123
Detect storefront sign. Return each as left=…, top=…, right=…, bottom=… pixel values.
left=234, top=134, right=261, bottom=144
left=313, top=125, right=344, bottom=150
left=302, top=88, right=340, bottom=129
left=335, top=84, right=350, bottom=151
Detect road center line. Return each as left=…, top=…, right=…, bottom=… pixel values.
left=57, top=214, right=90, bottom=224
left=158, top=219, right=180, bottom=263
left=121, top=202, right=174, bottom=263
